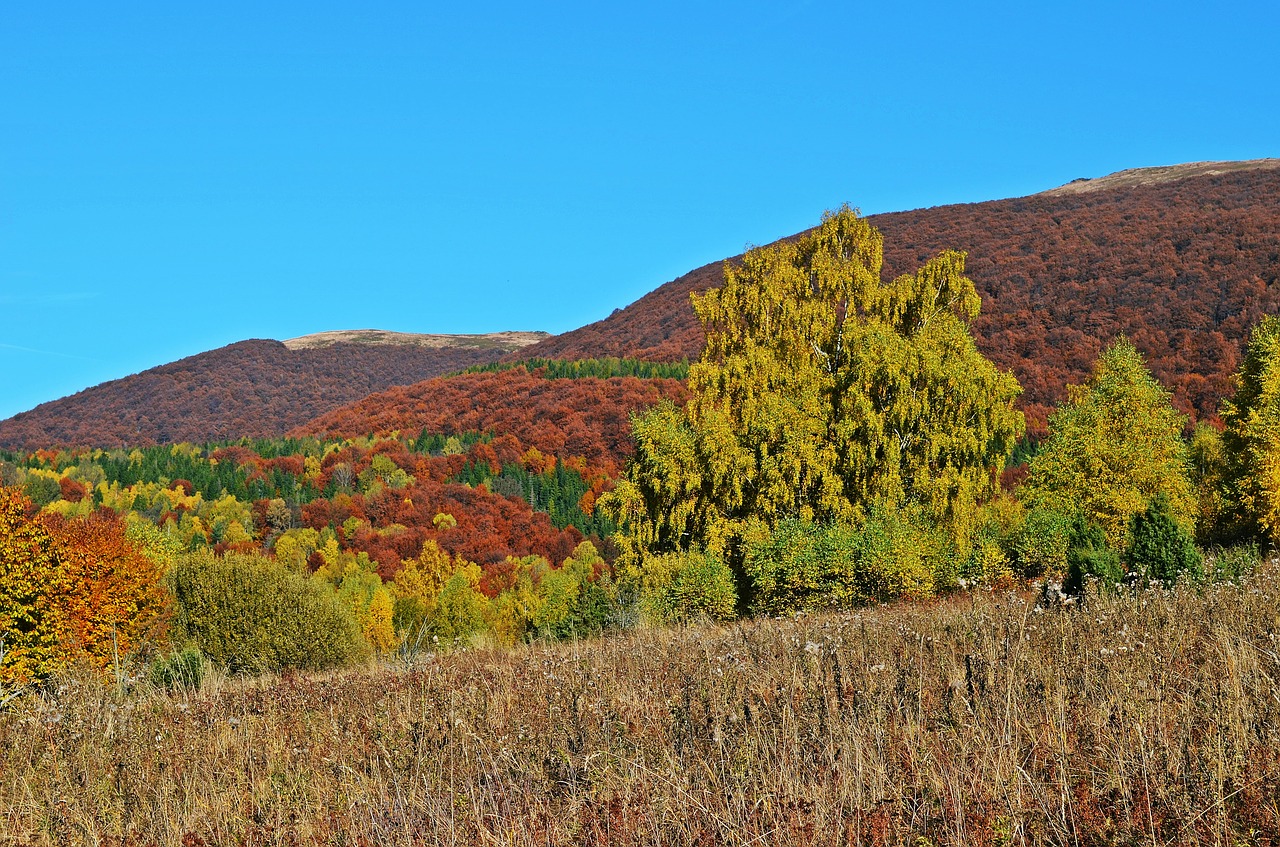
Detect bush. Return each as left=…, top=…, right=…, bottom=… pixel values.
left=148, top=647, right=206, bottom=692
left=853, top=512, right=951, bottom=599
left=532, top=542, right=615, bottom=641
left=963, top=496, right=1025, bottom=584
left=965, top=538, right=1014, bottom=586
left=745, top=513, right=948, bottom=616
left=392, top=594, right=429, bottom=640
left=638, top=551, right=737, bottom=625
left=741, top=521, right=827, bottom=615
left=534, top=568, right=611, bottom=640
left=1011, top=508, right=1074, bottom=579
left=429, top=569, right=490, bottom=646
left=1126, top=494, right=1203, bottom=586
left=1062, top=515, right=1124, bottom=595
left=166, top=551, right=368, bottom=674
left=1203, top=543, right=1261, bottom=584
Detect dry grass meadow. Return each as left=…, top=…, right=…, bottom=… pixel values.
left=4, top=563, right=1280, bottom=846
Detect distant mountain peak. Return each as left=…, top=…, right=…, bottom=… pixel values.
left=1039, top=158, right=1280, bottom=196
left=281, top=329, right=549, bottom=351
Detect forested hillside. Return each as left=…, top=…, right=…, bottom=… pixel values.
left=294, top=367, right=688, bottom=473
left=2, top=366, right=687, bottom=574
left=6, top=162, right=1275, bottom=450
left=0, top=334, right=544, bottom=450
left=518, top=161, right=1280, bottom=433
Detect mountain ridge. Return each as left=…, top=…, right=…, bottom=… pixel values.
left=0, top=336, right=538, bottom=450
left=1036, top=158, right=1280, bottom=197
left=282, top=329, right=548, bottom=351
left=4, top=158, right=1279, bottom=449
left=512, top=161, right=1280, bottom=434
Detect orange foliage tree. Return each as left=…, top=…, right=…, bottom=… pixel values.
left=0, top=487, right=168, bottom=684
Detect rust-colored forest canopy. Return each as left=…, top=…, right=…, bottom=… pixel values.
left=293, top=368, right=688, bottom=475
left=5, top=163, right=1278, bottom=451
left=517, top=164, right=1280, bottom=434
left=0, top=339, right=518, bottom=451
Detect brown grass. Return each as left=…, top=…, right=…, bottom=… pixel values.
left=1037, top=159, right=1280, bottom=197
left=281, top=330, right=550, bottom=351
left=4, top=565, right=1280, bottom=846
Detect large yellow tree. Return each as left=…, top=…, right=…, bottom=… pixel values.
left=1221, top=314, right=1280, bottom=546
left=1021, top=338, right=1196, bottom=548
left=607, top=207, right=1024, bottom=570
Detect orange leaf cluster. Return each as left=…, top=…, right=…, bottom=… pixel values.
left=0, top=487, right=168, bottom=684
left=295, top=369, right=688, bottom=474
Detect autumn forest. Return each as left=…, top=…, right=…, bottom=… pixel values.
left=5, top=162, right=1280, bottom=845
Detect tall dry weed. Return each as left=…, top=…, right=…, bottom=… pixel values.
left=3, top=565, right=1280, bottom=845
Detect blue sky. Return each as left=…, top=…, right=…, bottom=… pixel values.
left=2, top=1, right=1277, bottom=421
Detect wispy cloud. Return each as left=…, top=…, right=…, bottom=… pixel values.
left=0, top=342, right=95, bottom=361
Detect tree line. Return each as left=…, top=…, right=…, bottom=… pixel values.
left=601, top=207, right=1278, bottom=622
left=6, top=205, right=1280, bottom=686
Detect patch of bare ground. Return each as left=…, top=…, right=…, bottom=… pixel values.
left=1040, top=158, right=1280, bottom=196
left=282, top=329, right=550, bottom=351
left=4, top=564, right=1280, bottom=845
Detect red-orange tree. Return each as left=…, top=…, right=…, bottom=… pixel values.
left=0, top=487, right=168, bottom=684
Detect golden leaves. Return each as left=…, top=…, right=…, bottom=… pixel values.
left=614, top=207, right=1024, bottom=568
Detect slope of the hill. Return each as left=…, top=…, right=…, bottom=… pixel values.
left=292, top=368, right=689, bottom=475
left=517, top=161, right=1280, bottom=433
left=0, top=333, right=546, bottom=450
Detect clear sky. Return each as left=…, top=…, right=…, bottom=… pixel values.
left=2, top=1, right=1277, bottom=421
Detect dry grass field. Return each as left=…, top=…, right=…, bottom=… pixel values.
left=4, top=564, right=1280, bottom=846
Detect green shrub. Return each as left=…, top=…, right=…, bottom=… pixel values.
left=1203, top=543, right=1261, bottom=584
left=21, top=473, right=61, bottom=507
left=534, top=569, right=612, bottom=640
left=1011, top=508, right=1074, bottom=579
left=746, top=513, right=949, bottom=615
left=531, top=542, right=614, bottom=640
left=166, top=551, right=369, bottom=674
left=965, top=537, right=1014, bottom=585
left=852, top=511, right=951, bottom=598
left=743, top=520, right=828, bottom=615
left=392, top=594, right=429, bottom=639
left=638, top=551, right=737, bottom=625
left=148, top=647, right=206, bottom=692
left=963, top=496, right=1025, bottom=584
left=429, top=571, right=490, bottom=645
left=1062, top=515, right=1124, bottom=595
left=1126, top=494, right=1203, bottom=586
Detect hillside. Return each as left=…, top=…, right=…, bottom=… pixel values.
left=2, top=367, right=688, bottom=574
left=293, top=367, right=689, bottom=474
left=282, top=329, right=547, bottom=351
left=0, top=333, right=546, bottom=450
left=6, top=160, right=1278, bottom=451
left=516, top=160, right=1280, bottom=433
left=9, top=562, right=1280, bottom=843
